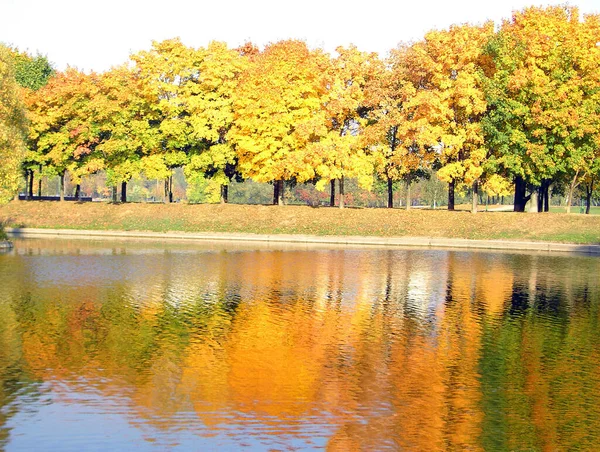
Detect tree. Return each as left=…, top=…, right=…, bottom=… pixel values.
left=27, top=68, right=98, bottom=201
left=7, top=47, right=54, bottom=199
left=229, top=40, right=330, bottom=205
left=0, top=45, right=28, bottom=203
left=130, top=39, right=197, bottom=203
left=364, top=45, right=437, bottom=209
left=184, top=41, right=248, bottom=204
left=483, top=6, right=600, bottom=212
left=10, top=48, right=54, bottom=91
left=405, top=23, right=494, bottom=212
left=311, top=46, right=379, bottom=208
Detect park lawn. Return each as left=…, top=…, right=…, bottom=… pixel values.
left=1, top=200, right=600, bottom=244
left=550, top=206, right=600, bottom=215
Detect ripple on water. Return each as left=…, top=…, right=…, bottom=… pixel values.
left=1, top=240, right=599, bottom=450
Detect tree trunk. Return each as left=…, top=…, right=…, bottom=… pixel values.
left=330, top=179, right=336, bottom=207
left=528, top=190, right=538, bottom=213
left=513, top=176, right=530, bottom=212
left=471, top=180, right=478, bottom=214
left=121, top=181, right=127, bottom=203
left=537, top=184, right=544, bottom=212
left=339, top=176, right=345, bottom=209
left=169, top=175, right=173, bottom=203
left=38, top=165, right=43, bottom=197
left=585, top=177, right=595, bottom=215
left=27, top=170, right=34, bottom=200
left=566, top=170, right=579, bottom=214
left=112, top=186, right=118, bottom=203
left=164, top=179, right=170, bottom=204
left=448, top=179, right=455, bottom=211
left=59, top=172, right=65, bottom=202
left=273, top=180, right=279, bottom=205
left=543, top=180, right=550, bottom=212
left=387, top=177, right=393, bottom=208
left=74, top=184, right=81, bottom=201
left=277, top=180, right=284, bottom=206
left=220, top=184, right=229, bottom=204
left=405, top=179, right=411, bottom=211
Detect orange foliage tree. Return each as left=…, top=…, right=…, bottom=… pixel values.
left=26, top=68, right=99, bottom=201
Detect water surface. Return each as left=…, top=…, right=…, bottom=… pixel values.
left=0, top=238, right=599, bottom=450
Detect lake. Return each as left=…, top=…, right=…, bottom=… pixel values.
left=0, top=238, right=599, bottom=451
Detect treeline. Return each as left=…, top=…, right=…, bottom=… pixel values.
left=5, top=5, right=600, bottom=212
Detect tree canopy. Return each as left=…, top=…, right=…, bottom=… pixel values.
left=0, top=45, right=28, bottom=203
left=7, top=5, right=600, bottom=212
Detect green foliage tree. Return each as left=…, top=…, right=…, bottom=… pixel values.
left=483, top=6, right=600, bottom=212
left=11, top=49, right=54, bottom=91
left=6, top=46, right=54, bottom=198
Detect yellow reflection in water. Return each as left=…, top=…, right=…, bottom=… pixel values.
left=1, top=240, right=599, bottom=450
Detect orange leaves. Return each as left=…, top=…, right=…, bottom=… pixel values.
left=365, top=23, right=492, bottom=188
left=27, top=68, right=99, bottom=174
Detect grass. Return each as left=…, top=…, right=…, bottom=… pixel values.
left=1, top=200, right=600, bottom=244
left=550, top=206, right=600, bottom=215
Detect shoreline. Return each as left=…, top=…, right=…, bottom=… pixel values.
left=6, top=227, right=600, bottom=255
left=0, top=241, right=13, bottom=250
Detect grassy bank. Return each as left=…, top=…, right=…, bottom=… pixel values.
left=1, top=201, right=600, bottom=244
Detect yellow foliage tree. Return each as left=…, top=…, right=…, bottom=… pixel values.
left=184, top=41, right=248, bottom=203
left=0, top=45, right=27, bottom=203
left=130, top=39, right=195, bottom=203
left=91, top=65, right=159, bottom=202
left=26, top=68, right=98, bottom=201
left=229, top=40, right=330, bottom=205
left=312, top=46, right=380, bottom=208
left=405, top=23, right=494, bottom=212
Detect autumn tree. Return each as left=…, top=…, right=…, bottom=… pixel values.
left=364, top=45, right=437, bottom=209
left=92, top=65, right=162, bottom=202
left=405, top=23, right=494, bottom=212
left=311, top=46, right=380, bottom=208
left=229, top=40, right=330, bottom=205
left=183, top=41, right=248, bottom=203
left=130, top=39, right=197, bottom=203
left=7, top=47, right=54, bottom=199
left=26, top=68, right=98, bottom=201
left=0, top=45, right=28, bottom=203
left=483, top=6, right=600, bottom=212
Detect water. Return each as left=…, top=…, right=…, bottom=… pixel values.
left=0, top=238, right=599, bottom=451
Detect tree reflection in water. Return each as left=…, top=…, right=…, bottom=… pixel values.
left=0, top=239, right=598, bottom=450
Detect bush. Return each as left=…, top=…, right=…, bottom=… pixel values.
left=0, top=223, right=8, bottom=241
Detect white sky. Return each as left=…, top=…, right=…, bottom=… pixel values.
left=2, top=0, right=599, bottom=73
